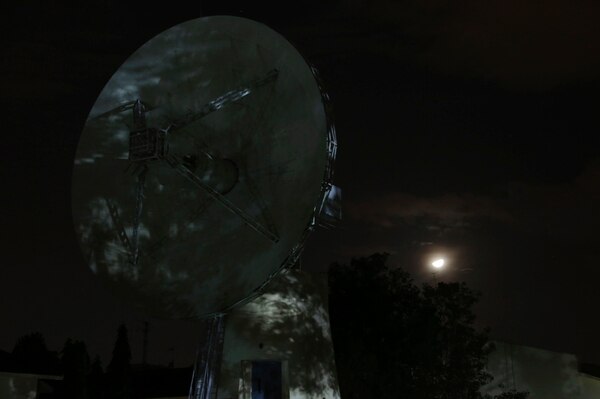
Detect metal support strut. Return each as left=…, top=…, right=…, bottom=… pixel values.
left=189, top=314, right=226, bottom=399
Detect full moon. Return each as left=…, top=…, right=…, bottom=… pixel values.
left=432, top=258, right=445, bottom=269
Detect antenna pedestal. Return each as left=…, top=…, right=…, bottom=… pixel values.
left=189, top=314, right=226, bottom=399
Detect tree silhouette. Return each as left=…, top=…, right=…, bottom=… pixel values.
left=62, top=339, right=90, bottom=399
left=106, top=324, right=132, bottom=399
left=88, top=356, right=105, bottom=399
left=328, top=253, right=528, bottom=399
left=11, top=332, right=60, bottom=375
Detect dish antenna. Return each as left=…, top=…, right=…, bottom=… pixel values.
left=71, top=15, right=339, bottom=398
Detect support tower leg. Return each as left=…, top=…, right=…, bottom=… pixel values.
left=189, top=314, right=225, bottom=399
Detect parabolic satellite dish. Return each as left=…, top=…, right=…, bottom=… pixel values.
left=71, top=16, right=337, bottom=320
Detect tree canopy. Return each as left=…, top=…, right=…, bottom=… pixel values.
left=328, top=253, right=527, bottom=399
left=11, top=331, right=60, bottom=375
left=62, top=339, right=91, bottom=399
left=106, top=324, right=133, bottom=399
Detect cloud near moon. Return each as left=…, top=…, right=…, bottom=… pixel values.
left=346, top=159, right=600, bottom=241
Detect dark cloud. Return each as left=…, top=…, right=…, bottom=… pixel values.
left=2, top=42, right=74, bottom=102
left=340, top=0, right=600, bottom=89
left=347, top=192, right=513, bottom=228
left=507, top=158, right=600, bottom=240
left=347, top=158, right=599, bottom=233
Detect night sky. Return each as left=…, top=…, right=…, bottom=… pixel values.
left=3, top=1, right=600, bottom=368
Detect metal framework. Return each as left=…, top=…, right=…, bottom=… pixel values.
left=202, top=63, right=338, bottom=318
left=85, top=63, right=337, bottom=319
left=189, top=314, right=226, bottom=399
left=188, top=65, right=338, bottom=399
left=75, top=17, right=340, bottom=399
